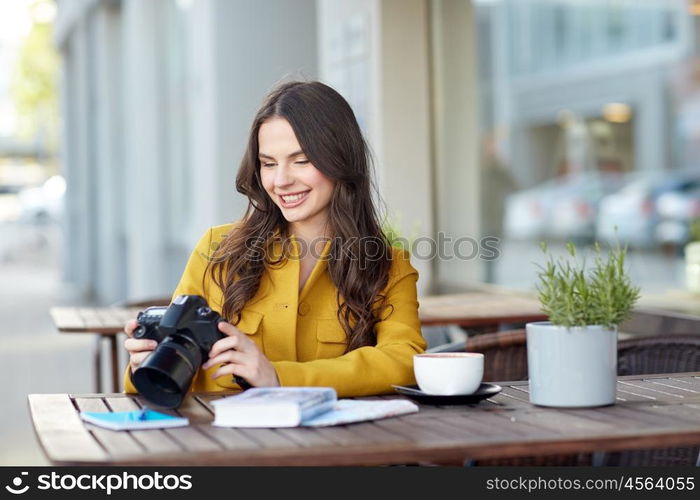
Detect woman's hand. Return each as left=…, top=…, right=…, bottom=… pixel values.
left=202, top=321, right=280, bottom=387
left=123, top=319, right=157, bottom=372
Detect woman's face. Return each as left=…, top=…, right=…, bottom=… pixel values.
left=258, top=117, right=335, bottom=229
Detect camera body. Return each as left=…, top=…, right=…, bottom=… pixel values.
left=131, top=295, right=229, bottom=408
left=133, top=294, right=222, bottom=352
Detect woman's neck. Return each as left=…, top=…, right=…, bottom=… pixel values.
left=288, top=217, right=331, bottom=256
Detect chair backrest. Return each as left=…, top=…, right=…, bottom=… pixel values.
left=447, top=330, right=700, bottom=382
left=465, top=329, right=528, bottom=382
left=421, top=326, right=454, bottom=351
left=617, top=335, right=700, bottom=376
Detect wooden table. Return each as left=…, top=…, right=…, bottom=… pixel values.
left=28, top=372, right=700, bottom=466
left=617, top=289, right=700, bottom=337
left=49, top=306, right=142, bottom=393
left=637, top=289, right=700, bottom=317
left=419, top=292, right=547, bottom=328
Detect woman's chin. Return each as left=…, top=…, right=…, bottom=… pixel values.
left=278, top=208, right=307, bottom=223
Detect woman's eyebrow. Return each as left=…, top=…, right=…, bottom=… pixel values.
left=258, top=150, right=305, bottom=160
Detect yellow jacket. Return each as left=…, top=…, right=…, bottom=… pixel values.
left=123, top=223, right=426, bottom=397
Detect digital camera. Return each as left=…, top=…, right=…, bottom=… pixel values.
left=131, top=294, right=247, bottom=408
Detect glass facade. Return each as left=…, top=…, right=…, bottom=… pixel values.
left=506, top=0, right=683, bottom=76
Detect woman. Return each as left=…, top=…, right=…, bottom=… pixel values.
left=123, top=81, right=426, bottom=397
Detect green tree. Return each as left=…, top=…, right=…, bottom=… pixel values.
left=10, top=1, right=59, bottom=156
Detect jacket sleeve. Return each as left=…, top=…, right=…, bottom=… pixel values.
left=123, top=228, right=214, bottom=393
left=271, top=250, right=427, bottom=397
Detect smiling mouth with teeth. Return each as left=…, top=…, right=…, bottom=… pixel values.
left=279, top=191, right=310, bottom=204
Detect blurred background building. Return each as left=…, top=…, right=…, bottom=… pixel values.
left=49, top=0, right=700, bottom=304
left=3, top=0, right=700, bottom=464
left=53, top=0, right=470, bottom=302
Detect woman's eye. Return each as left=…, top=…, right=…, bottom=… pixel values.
left=262, top=162, right=276, bottom=168
left=294, top=160, right=309, bottom=165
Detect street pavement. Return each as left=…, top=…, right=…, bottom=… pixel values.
left=0, top=222, right=92, bottom=465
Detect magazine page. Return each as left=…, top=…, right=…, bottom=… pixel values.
left=301, top=399, right=419, bottom=427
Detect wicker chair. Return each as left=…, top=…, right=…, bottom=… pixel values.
left=432, top=330, right=700, bottom=466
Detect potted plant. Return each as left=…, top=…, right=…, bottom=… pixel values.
left=527, top=242, right=640, bottom=407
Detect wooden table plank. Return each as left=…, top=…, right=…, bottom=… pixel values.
left=653, top=376, right=700, bottom=389
left=485, top=391, right=532, bottom=409
left=105, top=397, right=183, bottom=454
left=236, top=428, right=300, bottom=449
left=49, top=308, right=85, bottom=330
left=620, top=380, right=700, bottom=400
left=498, top=386, right=531, bottom=403
left=647, top=378, right=700, bottom=394
left=196, top=426, right=262, bottom=451
left=498, top=409, right=621, bottom=436
left=371, top=416, right=464, bottom=445
left=73, top=397, right=144, bottom=459
left=340, top=421, right=409, bottom=445
left=132, top=398, right=224, bottom=453
left=28, top=394, right=108, bottom=463
left=50, top=307, right=142, bottom=334
left=438, top=411, right=554, bottom=441
left=418, top=292, right=547, bottom=327
left=312, top=425, right=383, bottom=446
left=275, top=428, right=339, bottom=448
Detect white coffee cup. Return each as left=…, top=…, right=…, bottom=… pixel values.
left=413, top=352, right=484, bottom=395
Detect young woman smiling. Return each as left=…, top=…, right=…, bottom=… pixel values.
left=123, top=81, right=426, bottom=397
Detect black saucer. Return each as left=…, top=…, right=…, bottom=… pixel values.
left=392, top=383, right=502, bottom=405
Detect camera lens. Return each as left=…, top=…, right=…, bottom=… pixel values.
left=132, top=333, right=203, bottom=408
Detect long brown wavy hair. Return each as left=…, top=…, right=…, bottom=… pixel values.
left=206, top=81, right=394, bottom=352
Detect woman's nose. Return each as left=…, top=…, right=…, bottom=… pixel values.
left=274, top=164, right=294, bottom=187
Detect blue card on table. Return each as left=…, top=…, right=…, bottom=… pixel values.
left=79, top=408, right=189, bottom=431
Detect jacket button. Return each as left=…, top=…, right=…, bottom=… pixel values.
left=298, top=302, right=311, bottom=316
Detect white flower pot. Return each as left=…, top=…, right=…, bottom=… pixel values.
left=526, top=322, right=617, bottom=407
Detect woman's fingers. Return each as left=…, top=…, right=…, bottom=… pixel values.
left=209, top=361, right=250, bottom=381
left=124, top=338, right=157, bottom=353
left=129, top=351, right=152, bottom=370
left=203, top=349, right=247, bottom=370
left=124, top=319, right=139, bottom=337
left=208, top=336, right=239, bottom=359
left=217, top=321, right=246, bottom=338
left=209, top=326, right=254, bottom=358
left=205, top=321, right=278, bottom=386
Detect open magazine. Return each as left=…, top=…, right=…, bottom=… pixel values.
left=211, top=387, right=419, bottom=428
left=301, top=399, right=419, bottom=427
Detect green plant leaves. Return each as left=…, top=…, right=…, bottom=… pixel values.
left=536, top=241, right=640, bottom=329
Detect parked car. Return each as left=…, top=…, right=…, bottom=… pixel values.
left=504, top=171, right=626, bottom=243
left=17, top=175, right=65, bottom=224
left=503, top=178, right=558, bottom=241
left=655, top=184, right=700, bottom=247
left=595, top=172, right=665, bottom=248
left=597, top=171, right=700, bottom=248
left=547, top=171, right=628, bottom=243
